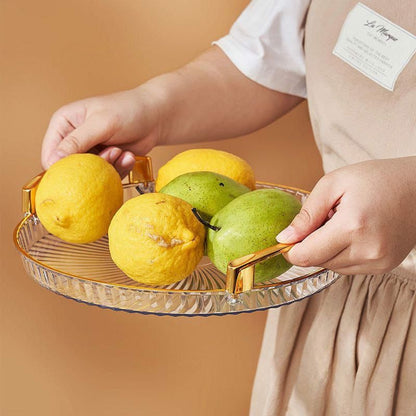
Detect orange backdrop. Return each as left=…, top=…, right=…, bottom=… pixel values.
left=1, top=1, right=323, bottom=415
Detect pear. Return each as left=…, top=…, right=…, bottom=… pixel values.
left=159, top=171, right=250, bottom=221
left=206, top=189, right=302, bottom=283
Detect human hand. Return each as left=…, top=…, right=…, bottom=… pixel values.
left=41, top=87, right=161, bottom=177
left=42, top=46, right=304, bottom=177
left=276, top=157, right=416, bottom=275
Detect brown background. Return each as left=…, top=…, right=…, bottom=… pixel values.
left=1, top=1, right=323, bottom=415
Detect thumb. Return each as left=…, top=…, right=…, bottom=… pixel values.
left=46, top=113, right=116, bottom=167
left=276, top=176, right=340, bottom=243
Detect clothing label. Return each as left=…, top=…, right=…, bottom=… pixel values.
left=333, top=2, right=416, bottom=91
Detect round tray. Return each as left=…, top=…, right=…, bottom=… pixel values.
left=14, top=169, right=340, bottom=316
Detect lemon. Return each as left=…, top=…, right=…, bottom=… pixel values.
left=35, top=153, right=123, bottom=244
left=155, top=149, right=256, bottom=191
left=108, top=193, right=205, bottom=285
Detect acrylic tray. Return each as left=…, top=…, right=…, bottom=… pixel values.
left=14, top=156, right=340, bottom=316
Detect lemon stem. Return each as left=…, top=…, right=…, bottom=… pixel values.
left=191, top=208, right=220, bottom=231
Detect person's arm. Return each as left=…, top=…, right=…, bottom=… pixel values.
left=145, top=46, right=303, bottom=146
left=42, top=47, right=302, bottom=176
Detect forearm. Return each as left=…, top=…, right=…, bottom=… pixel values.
left=137, top=46, right=303, bottom=146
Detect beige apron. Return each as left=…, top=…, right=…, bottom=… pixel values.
left=250, top=1, right=416, bottom=415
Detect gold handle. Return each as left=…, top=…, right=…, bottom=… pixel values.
left=128, top=156, right=154, bottom=185
left=226, top=243, right=294, bottom=296
left=22, top=172, right=45, bottom=215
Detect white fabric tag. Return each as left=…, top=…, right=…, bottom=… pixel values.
left=333, top=2, right=416, bottom=91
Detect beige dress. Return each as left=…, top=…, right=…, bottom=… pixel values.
left=250, top=0, right=416, bottom=415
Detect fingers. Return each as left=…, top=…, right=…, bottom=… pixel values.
left=44, top=112, right=118, bottom=168
left=42, top=108, right=135, bottom=178
left=276, top=175, right=342, bottom=244
left=98, top=146, right=123, bottom=164
left=284, top=214, right=395, bottom=275
left=42, top=102, right=89, bottom=169
left=311, top=241, right=400, bottom=276
left=115, top=151, right=136, bottom=178
left=42, top=113, right=75, bottom=169
left=283, top=214, right=349, bottom=267
left=316, top=247, right=365, bottom=275
left=98, top=147, right=136, bottom=178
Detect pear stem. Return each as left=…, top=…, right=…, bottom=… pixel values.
left=192, top=208, right=220, bottom=231
left=135, top=185, right=145, bottom=195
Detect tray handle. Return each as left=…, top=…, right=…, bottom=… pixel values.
left=22, top=173, right=45, bottom=215
left=128, top=156, right=154, bottom=185
left=226, top=243, right=294, bottom=297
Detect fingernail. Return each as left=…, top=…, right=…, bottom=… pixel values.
left=121, top=153, right=135, bottom=168
left=276, top=226, right=296, bottom=243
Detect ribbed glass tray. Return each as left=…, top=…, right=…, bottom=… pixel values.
left=14, top=180, right=340, bottom=316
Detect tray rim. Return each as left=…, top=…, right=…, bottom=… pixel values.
left=34, top=272, right=341, bottom=317
left=14, top=180, right=326, bottom=295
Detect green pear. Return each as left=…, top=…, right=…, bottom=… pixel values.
left=159, top=171, right=250, bottom=221
left=206, top=189, right=302, bottom=283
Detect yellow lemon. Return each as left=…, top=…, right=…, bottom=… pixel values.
left=155, top=149, right=256, bottom=191
left=108, top=193, right=205, bottom=285
left=35, top=153, right=123, bottom=244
